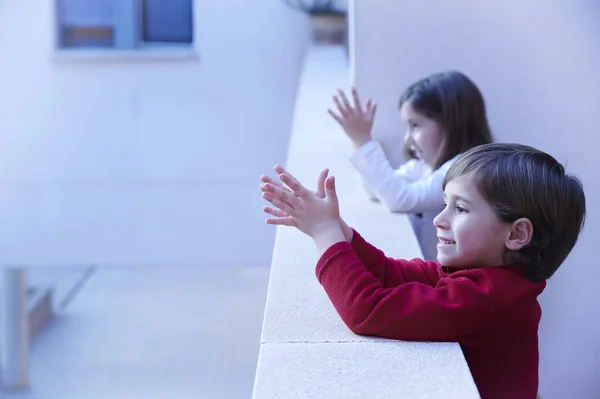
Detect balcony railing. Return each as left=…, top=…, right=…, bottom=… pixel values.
left=251, top=45, right=480, bottom=399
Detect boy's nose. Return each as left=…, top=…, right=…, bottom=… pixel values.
left=433, top=211, right=449, bottom=229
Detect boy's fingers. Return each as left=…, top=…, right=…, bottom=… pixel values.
left=262, top=192, right=295, bottom=215
left=263, top=206, right=288, bottom=218
left=273, top=164, right=288, bottom=175
left=273, top=165, right=310, bottom=197
left=279, top=173, right=311, bottom=200
left=260, top=174, right=291, bottom=193
left=261, top=183, right=301, bottom=207
left=325, top=175, right=338, bottom=202
left=265, top=217, right=297, bottom=227
left=315, top=168, right=329, bottom=198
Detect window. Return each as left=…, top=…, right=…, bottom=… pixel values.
left=57, top=0, right=194, bottom=50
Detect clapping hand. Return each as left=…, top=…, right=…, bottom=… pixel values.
left=260, top=165, right=350, bottom=254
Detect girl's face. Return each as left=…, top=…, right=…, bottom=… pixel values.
left=400, top=101, right=444, bottom=167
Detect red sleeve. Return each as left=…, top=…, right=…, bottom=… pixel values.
left=315, top=241, right=493, bottom=342
left=350, top=229, right=440, bottom=287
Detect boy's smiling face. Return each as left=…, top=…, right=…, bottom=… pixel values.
left=433, top=178, right=511, bottom=268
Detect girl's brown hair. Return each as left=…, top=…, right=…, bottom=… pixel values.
left=400, top=71, right=493, bottom=169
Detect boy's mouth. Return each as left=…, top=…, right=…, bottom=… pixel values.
left=438, top=237, right=456, bottom=245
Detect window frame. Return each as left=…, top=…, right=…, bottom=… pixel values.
left=54, top=0, right=196, bottom=57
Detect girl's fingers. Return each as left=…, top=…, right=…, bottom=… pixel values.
left=369, top=102, right=378, bottom=119
left=328, top=109, right=344, bottom=125
left=351, top=87, right=363, bottom=113
left=337, top=89, right=353, bottom=113
left=333, top=96, right=349, bottom=117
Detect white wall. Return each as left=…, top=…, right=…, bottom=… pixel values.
left=351, top=0, right=599, bottom=397
left=0, top=0, right=310, bottom=266
left=334, top=0, right=348, bottom=11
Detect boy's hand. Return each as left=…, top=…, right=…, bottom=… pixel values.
left=261, top=165, right=341, bottom=237
left=328, top=87, right=377, bottom=149
left=261, top=166, right=329, bottom=227
left=261, top=166, right=354, bottom=243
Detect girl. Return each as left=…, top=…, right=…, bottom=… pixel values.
left=328, top=71, right=493, bottom=260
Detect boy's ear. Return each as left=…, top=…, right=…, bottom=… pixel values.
left=505, top=218, right=533, bottom=251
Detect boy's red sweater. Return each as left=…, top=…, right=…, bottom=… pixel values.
left=315, top=230, right=546, bottom=399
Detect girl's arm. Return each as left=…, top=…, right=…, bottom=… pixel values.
left=356, top=157, right=427, bottom=202
left=350, top=141, right=451, bottom=213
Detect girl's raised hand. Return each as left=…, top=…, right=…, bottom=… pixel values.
left=328, top=87, right=377, bottom=149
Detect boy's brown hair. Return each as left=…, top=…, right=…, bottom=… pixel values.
left=399, top=71, right=493, bottom=169
left=444, top=143, right=586, bottom=281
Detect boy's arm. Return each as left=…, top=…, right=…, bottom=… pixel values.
left=339, top=221, right=439, bottom=287
left=315, top=243, right=492, bottom=342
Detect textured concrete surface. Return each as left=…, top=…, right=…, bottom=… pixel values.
left=254, top=342, right=479, bottom=399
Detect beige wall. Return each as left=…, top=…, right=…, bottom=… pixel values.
left=0, top=0, right=310, bottom=266
left=351, top=0, right=599, bottom=397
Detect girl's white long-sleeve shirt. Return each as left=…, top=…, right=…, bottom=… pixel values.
left=350, top=140, right=456, bottom=213
left=350, top=140, right=457, bottom=260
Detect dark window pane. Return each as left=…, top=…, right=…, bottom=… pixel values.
left=142, top=0, right=193, bottom=43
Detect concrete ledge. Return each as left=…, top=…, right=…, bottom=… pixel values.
left=254, top=342, right=477, bottom=399
left=253, top=45, right=480, bottom=398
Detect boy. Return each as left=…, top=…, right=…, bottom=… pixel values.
left=260, top=143, right=586, bottom=399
